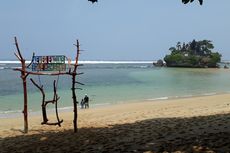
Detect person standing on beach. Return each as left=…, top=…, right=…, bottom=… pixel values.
left=80, top=99, right=84, bottom=109
left=84, top=94, right=89, bottom=109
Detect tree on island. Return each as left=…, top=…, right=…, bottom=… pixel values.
left=164, top=39, right=221, bottom=68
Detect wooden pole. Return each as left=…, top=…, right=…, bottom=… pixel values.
left=72, top=39, right=81, bottom=132
left=30, top=78, right=63, bottom=126
left=30, top=78, right=48, bottom=124
left=72, top=73, right=77, bottom=132
left=22, top=66, right=28, bottom=133
left=14, top=37, right=28, bottom=133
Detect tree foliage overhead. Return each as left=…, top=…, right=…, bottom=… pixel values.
left=164, top=40, right=221, bottom=68
left=88, top=0, right=203, bottom=5
left=182, top=0, right=203, bottom=5
left=88, top=0, right=98, bottom=3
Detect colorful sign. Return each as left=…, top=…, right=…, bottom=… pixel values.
left=32, top=55, right=66, bottom=71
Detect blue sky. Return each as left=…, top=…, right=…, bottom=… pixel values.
left=0, top=0, right=230, bottom=60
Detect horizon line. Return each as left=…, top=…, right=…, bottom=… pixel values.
left=0, top=60, right=154, bottom=64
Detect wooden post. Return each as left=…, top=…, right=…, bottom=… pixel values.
left=72, top=73, right=77, bottom=132
left=22, top=65, right=28, bottom=133
left=30, top=78, right=48, bottom=124
left=14, top=37, right=29, bottom=133
left=30, top=78, right=63, bottom=126
left=72, top=39, right=81, bottom=132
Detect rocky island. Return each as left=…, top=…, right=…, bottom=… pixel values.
left=164, top=39, right=221, bottom=68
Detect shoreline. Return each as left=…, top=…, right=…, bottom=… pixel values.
left=1, top=93, right=230, bottom=131
left=1, top=93, right=230, bottom=152
left=1, top=91, right=229, bottom=119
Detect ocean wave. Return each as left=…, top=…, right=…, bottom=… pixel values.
left=0, top=61, right=23, bottom=64
left=0, top=109, right=34, bottom=114
left=202, top=92, right=217, bottom=96
left=140, top=65, right=148, bottom=68
left=92, top=103, right=110, bottom=106
left=78, top=61, right=153, bottom=64
left=82, top=64, right=151, bottom=69
left=58, top=106, right=73, bottom=110
left=38, top=103, right=111, bottom=112
left=146, top=97, right=169, bottom=101
left=179, top=95, right=193, bottom=98
left=0, top=110, right=22, bottom=114
left=11, top=66, right=22, bottom=69
left=146, top=93, right=219, bottom=102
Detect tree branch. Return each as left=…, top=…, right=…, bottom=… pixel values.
left=14, top=37, right=24, bottom=61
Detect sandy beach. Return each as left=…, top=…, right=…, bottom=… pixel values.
left=1, top=94, right=230, bottom=152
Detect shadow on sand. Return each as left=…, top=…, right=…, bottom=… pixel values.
left=1, top=113, right=230, bottom=153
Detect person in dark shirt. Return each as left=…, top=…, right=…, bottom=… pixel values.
left=84, top=94, right=89, bottom=109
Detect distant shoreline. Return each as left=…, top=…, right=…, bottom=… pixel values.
left=1, top=60, right=230, bottom=65
left=0, top=60, right=154, bottom=64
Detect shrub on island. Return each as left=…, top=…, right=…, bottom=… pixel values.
left=164, top=40, right=221, bottom=68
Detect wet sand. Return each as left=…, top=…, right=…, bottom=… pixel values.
left=1, top=94, right=230, bottom=152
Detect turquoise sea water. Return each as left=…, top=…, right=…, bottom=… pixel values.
left=1, top=62, right=230, bottom=118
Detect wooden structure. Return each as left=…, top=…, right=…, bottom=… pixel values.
left=30, top=78, right=63, bottom=126
left=13, top=37, right=83, bottom=133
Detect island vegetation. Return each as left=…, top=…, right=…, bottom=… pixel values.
left=164, top=40, right=221, bottom=68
